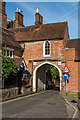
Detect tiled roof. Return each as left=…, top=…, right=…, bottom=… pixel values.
left=2, top=28, right=23, bottom=51
left=66, top=38, right=80, bottom=60
left=10, top=21, right=68, bottom=41
left=13, top=57, right=23, bottom=68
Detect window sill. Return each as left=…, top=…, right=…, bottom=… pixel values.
left=43, top=55, right=51, bottom=57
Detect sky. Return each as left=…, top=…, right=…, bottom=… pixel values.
left=6, top=2, right=79, bottom=39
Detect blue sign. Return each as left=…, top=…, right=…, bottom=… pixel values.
left=64, top=73, right=69, bottom=80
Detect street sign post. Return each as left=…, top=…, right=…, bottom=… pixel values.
left=64, top=73, right=69, bottom=94
left=63, top=66, right=70, bottom=73
left=64, top=73, right=69, bottom=80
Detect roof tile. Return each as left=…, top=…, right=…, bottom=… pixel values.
left=10, top=21, right=68, bottom=41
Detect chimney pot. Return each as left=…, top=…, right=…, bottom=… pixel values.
left=36, top=7, right=39, bottom=13
left=19, top=9, right=20, bottom=12
left=17, top=8, right=18, bottom=12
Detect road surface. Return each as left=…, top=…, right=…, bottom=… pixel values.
left=2, top=90, right=68, bottom=118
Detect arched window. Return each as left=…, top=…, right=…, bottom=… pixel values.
left=43, top=41, right=50, bottom=57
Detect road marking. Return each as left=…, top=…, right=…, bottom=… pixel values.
left=64, top=99, right=78, bottom=118
left=2, top=90, right=52, bottom=104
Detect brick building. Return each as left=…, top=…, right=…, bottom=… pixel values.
left=1, top=2, right=80, bottom=94
left=1, top=2, right=32, bottom=96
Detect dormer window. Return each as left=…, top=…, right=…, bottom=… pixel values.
left=6, top=49, right=14, bottom=58
left=43, top=40, right=51, bottom=57
left=3, top=47, right=14, bottom=58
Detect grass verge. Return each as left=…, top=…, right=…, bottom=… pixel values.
left=70, top=92, right=80, bottom=99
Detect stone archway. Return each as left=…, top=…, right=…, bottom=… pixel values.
left=33, top=61, right=62, bottom=93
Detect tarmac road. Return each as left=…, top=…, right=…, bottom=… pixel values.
left=2, top=90, right=68, bottom=118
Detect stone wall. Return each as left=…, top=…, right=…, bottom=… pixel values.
left=2, top=86, right=32, bottom=100
left=2, top=87, right=18, bottom=99
left=21, top=86, right=32, bottom=94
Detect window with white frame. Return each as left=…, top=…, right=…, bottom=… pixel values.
left=3, top=48, right=14, bottom=58
left=43, top=40, right=50, bottom=57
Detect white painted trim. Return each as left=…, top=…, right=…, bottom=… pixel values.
left=18, top=58, right=32, bottom=75
left=9, top=50, right=10, bottom=57
left=5, top=48, right=14, bottom=58
left=33, top=61, right=62, bottom=93
left=6, top=50, right=7, bottom=56
left=21, top=59, right=27, bottom=70
left=43, top=41, right=51, bottom=57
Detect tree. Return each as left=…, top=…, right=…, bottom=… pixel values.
left=2, top=56, right=17, bottom=79
left=50, top=67, right=59, bottom=78
left=2, top=46, right=17, bottom=88
left=46, top=67, right=59, bottom=79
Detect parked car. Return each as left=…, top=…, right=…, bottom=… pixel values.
left=46, top=81, right=53, bottom=90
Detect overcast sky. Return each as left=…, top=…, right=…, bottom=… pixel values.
left=6, top=1, right=79, bottom=39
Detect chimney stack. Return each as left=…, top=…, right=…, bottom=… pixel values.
left=2, top=1, right=6, bottom=13
left=15, top=8, right=23, bottom=25
left=2, top=1, right=7, bottom=28
left=21, top=11, right=22, bottom=14
left=35, top=7, right=43, bottom=28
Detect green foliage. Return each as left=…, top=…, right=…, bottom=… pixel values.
left=46, top=67, right=59, bottom=78
left=69, top=92, right=80, bottom=98
left=2, top=45, right=7, bottom=56
left=2, top=46, right=17, bottom=79
left=6, top=92, right=9, bottom=98
left=50, top=67, right=59, bottom=78
left=77, top=92, right=80, bottom=98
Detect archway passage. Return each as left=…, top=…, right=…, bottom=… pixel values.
left=33, top=62, right=62, bottom=93
left=46, top=67, right=60, bottom=91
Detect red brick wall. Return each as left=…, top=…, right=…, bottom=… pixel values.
left=2, top=2, right=7, bottom=28
left=63, top=48, right=79, bottom=94
left=78, top=62, right=80, bottom=92
left=63, top=48, right=75, bottom=61
left=21, top=40, right=79, bottom=94
left=2, top=12, right=7, bottom=29
left=67, top=61, right=78, bottom=94
left=63, top=23, right=69, bottom=48
left=2, top=2, right=6, bottom=13
left=22, top=40, right=63, bottom=64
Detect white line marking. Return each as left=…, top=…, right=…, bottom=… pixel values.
left=64, top=99, right=78, bottom=118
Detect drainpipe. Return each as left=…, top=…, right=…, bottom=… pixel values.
left=31, top=60, right=33, bottom=91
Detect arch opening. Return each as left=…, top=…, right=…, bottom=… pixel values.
left=33, top=62, right=62, bottom=93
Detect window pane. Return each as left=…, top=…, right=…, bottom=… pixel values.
left=45, top=50, right=47, bottom=55
left=48, top=51, right=50, bottom=55
left=45, top=41, right=50, bottom=56
left=10, top=51, right=12, bottom=57
left=48, top=45, right=50, bottom=48
left=7, top=50, right=9, bottom=56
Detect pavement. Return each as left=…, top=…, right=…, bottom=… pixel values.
left=62, top=94, right=80, bottom=119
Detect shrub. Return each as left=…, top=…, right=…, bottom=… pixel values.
left=77, top=92, right=80, bottom=99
